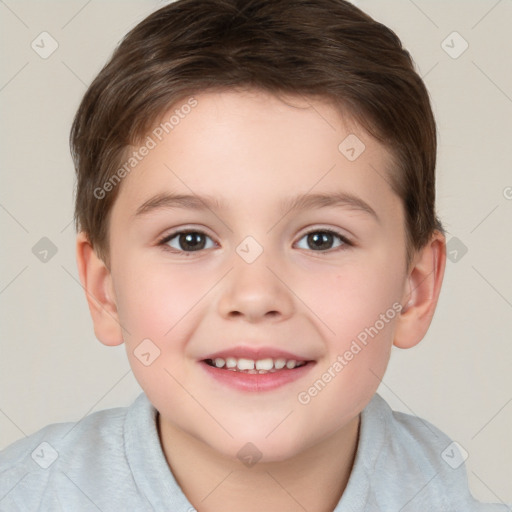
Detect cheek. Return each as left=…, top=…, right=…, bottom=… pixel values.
left=291, top=265, right=401, bottom=430
left=112, top=258, right=206, bottom=406
left=113, top=257, right=210, bottom=342
left=296, top=252, right=404, bottom=389
left=301, top=254, right=403, bottom=337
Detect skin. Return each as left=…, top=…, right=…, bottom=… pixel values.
left=76, top=89, right=446, bottom=512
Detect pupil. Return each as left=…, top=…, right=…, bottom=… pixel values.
left=308, top=232, right=332, bottom=250
left=180, top=232, right=205, bottom=251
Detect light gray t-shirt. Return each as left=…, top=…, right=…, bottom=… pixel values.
left=0, top=393, right=509, bottom=511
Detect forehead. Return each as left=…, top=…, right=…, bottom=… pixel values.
left=112, top=89, right=399, bottom=222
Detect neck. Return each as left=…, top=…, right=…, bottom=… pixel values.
left=158, top=414, right=360, bottom=512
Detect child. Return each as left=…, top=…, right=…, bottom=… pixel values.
left=1, top=0, right=509, bottom=510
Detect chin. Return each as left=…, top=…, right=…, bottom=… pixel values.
left=214, top=424, right=316, bottom=465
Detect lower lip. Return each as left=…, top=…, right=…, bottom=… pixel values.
left=200, top=361, right=315, bottom=392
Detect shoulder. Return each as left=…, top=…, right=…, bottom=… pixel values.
left=345, top=394, right=510, bottom=511
left=0, top=402, right=128, bottom=468
left=0, top=395, right=151, bottom=511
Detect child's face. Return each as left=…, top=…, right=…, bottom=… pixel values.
left=105, top=89, right=410, bottom=460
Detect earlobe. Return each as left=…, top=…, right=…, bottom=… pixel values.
left=76, top=232, right=124, bottom=346
left=393, top=231, right=446, bottom=349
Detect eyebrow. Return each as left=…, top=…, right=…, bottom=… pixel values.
left=133, top=191, right=379, bottom=222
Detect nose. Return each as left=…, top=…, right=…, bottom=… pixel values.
left=217, top=251, right=295, bottom=323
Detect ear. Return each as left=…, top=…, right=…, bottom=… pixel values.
left=394, top=230, right=446, bottom=349
left=76, top=232, right=124, bottom=346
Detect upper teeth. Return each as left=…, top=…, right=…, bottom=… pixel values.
left=209, top=357, right=304, bottom=372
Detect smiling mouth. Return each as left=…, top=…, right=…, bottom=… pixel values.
left=203, top=357, right=310, bottom=374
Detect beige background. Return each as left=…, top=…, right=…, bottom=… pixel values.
left=1, top=0, right=511, bottom=504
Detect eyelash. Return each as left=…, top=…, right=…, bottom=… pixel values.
left=156, top=228, right=353, bottom=255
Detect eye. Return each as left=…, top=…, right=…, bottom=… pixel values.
left=295, top=229, right=351, bottom=252
left=158, top=230, right=216, bottom=252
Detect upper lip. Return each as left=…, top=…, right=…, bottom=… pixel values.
left=202, top=346, right=313, bottom=362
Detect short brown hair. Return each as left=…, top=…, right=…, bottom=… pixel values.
left=70, top=0, right=443, bottom=267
